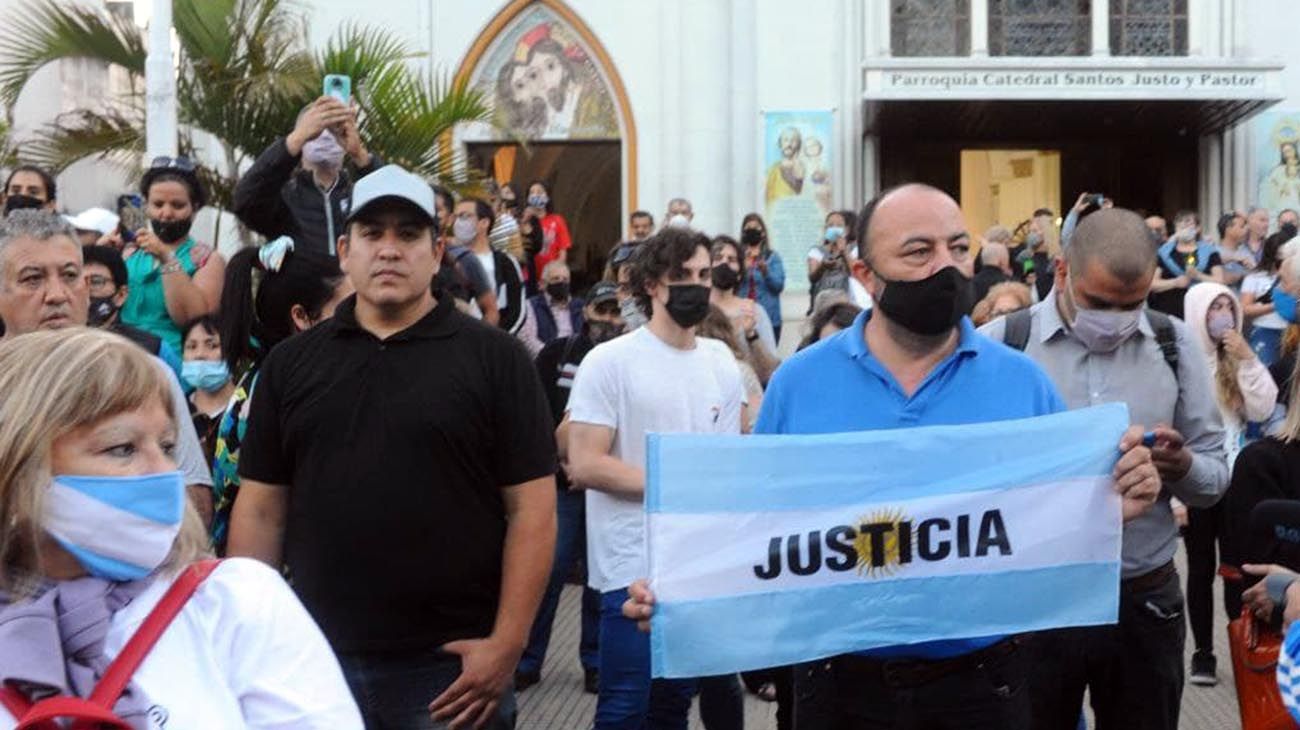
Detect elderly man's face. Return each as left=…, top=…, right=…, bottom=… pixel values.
left=0, top=234, right=88, bottom=335
left=667, top=200, right=693, bottom=222
left=630, top=215, right=653, bottom=240
left=780, top=129, right=801, bottom=159
left=1248, top=209, right=1269, bottom=238
left=1145, top=216, right=1167, bottom=240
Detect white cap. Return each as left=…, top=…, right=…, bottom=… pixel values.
left=344, top=165, right=437, bottom=225
left=66, top=207, right=120, bottom=236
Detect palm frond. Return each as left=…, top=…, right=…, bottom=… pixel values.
left=18, top=108, right=144, bottom=174
left=358, top=67, right=492, bottom=181
left=317, top=23, right=411, bottom=88
left=0, top=0, right=145, bottom=109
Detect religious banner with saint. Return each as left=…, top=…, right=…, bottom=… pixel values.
left=763, top=110, right=834, bottom=294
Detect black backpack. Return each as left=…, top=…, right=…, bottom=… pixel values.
left=1001, top=308, right=1179, bottom=379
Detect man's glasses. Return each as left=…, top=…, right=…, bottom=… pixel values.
left=149, top=156, right=196, bottom=172
left=85, top=274, right=114, bottom=289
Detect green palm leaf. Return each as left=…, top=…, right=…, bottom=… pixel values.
left=0, top=0, right=145, bottom=110
left=19, top=108, right=145, bottom=173
left=0, top=0, right=497, bottom=211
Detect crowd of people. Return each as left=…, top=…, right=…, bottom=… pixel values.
left=2, top=89, right=1300, bottom=730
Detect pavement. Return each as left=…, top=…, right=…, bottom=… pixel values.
left=516, top=545, right=1246, bottom=729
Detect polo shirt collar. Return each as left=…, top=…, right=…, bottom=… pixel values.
left=840, top=308, right=981, bottom=361
left=1038, top=289, right=1156, bottom=344
left=332, top=294, right=462, bottom=341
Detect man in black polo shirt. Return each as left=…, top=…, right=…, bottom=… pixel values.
left=516, top=281, right=625, bottom=693
left=229, top=164, right=557, bottom=730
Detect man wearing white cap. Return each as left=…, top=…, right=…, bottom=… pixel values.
left=66, top=207, right=120, bottom=246
left=230, top=164, right=558, bottom=729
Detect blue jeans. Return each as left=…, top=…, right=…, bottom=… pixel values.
left=596, top=588, right=696, bottom=729
left=338, top=648, right=516, bottom=730
left=518, top=487, right=599, bottom=674
left=1250, top=326, right=1282, bottom=368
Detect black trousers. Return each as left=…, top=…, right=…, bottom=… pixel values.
left=791, top=641, right=1030, bottom=729
left=1184, top=501, right=1241, bottom=651
left=1028, top=568, right=1185, bottom=730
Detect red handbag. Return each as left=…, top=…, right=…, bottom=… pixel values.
left=0, top=560, right=220, bottom=729
left=1228, top=606, right=1298, bottom=730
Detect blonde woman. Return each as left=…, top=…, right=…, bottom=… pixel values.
left=971, top=282, right=1034, bottom=327
left=0, top=329, right=360, bottom=729
left=1179, top=282, right=1279, bottom=686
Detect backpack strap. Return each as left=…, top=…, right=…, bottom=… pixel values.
left=1145, top=310, right=1180, bottom=379
left=89, top=559, right=222, bottom=708
left=0, top=685, right=30, bottom=720
left=1001, top=309, right=1033, bottom=352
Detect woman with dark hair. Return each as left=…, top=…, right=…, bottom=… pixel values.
left=209, top=240, right=351, bottom=552
left=736, top=212, right=787, bottom=345
left=798, top=301, right=862, bottom=351
left=523, top=180, right=571, bottom=281
left=121, top=157, right=225, bottom=354
left=180, top=315, right=235, bottom=466
left=807, top=210, right=856, bottom=312
left=3, top=164, right=57, bottom=213
left=710, top=235, right=781, bottom=384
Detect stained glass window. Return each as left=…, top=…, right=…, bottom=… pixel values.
left=1110, top=0, right=1188, bottom=56
left=989, top=0, right=1091, bottom=56
left=891, top=0, right=972, bottom=57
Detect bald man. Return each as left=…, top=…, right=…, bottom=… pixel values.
left=981, top=208, right=1228, bottom=730
left=691, top=185, right=1158, bottom=728
left=973, top=241, right=1012, bottom=302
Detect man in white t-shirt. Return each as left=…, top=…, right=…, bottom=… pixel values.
left=567, top=227, right=746, bottom=729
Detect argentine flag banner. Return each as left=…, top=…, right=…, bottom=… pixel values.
left=645, top=403, right=1128, bottom=678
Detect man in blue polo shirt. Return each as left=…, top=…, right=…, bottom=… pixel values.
left=625, top=183, right=1161, bottom=729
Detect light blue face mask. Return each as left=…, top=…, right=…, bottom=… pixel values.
left=825, top=226, right=845, bottom=242
left=182, top=359, right=230, bottom=393
left=1276, top=286, right=1299, bottom=324
left=43, top=470, right=186, bottom=582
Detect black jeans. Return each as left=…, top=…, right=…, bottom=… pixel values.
left=1184, top=501, right=1240, bottom=651
left=337, top=648, right=516, bottom=730
left=1028, top=568, right=1185, bottom=730
left=698, top=674, right=744, bottom=730
left=791, top=641, right=1031, bottom=729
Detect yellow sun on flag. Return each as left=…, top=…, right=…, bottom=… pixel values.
left=854, top=508, right=911, bottom=578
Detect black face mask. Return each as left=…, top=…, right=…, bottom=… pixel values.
left=151, top=217, right=194, bottom=244
left=874, top=266, right=974, bottom=336
left=711, top=264, right=739, bottom=291
left=586, top=319, right=624, bottom=345
left=546, top=282, right=571, bottom=301
left=88, top=296, right=119, bottom=326
left=664, top=284, right=711, bottom=329
left=740, top=228, right=763, bottom=246
left=4, top=195, right=44, bottom=215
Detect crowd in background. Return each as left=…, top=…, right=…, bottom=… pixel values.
left=4, top=90, right=1300, bottom=730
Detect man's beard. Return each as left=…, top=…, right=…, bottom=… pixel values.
left=546, top=76, right=571, bottom=112
left=516, top=97, right=549, bottom=135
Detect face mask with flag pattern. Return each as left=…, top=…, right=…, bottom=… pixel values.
left=43, top=470, right=186, bottom=581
